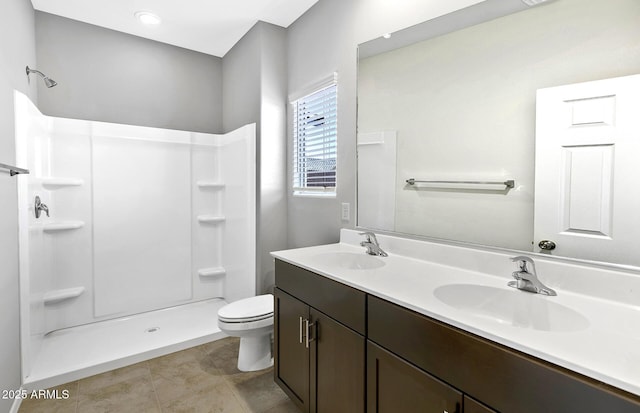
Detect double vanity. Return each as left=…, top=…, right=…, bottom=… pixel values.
left=271, top=229, right=640, bottom=412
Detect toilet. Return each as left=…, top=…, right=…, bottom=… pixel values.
left=217, top=294, right=274, bottom=372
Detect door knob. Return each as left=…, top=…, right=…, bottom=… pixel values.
left=538, top=240, right=556, bottom=250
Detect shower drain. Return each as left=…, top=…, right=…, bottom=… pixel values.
left=145, top=327, right=160, bottom=333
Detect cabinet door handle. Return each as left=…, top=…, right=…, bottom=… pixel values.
left=299, top=316, right=304, bottom=344
left=304, top=319, right=316, bottom=348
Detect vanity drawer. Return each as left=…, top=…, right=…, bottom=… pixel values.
left=275, top=259, right=366, bottom=334
left=368, top=295, right=640, bottom=413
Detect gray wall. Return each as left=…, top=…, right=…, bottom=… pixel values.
left=222, top=25, right=261, bottom=133
left=0, top=1, right=37, bottom=410
left=286, top=0, right=359, bottom=248
left=35, top=12, right=223, bottom=133
left=285, top=0, right=484, bottom=248
left=257, top=23, right=288, bottom=293
left=223, top=22, right=288, bottom=294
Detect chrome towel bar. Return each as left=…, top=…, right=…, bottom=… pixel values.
left=0, top=162, right=29, bottom=176
left=406, top=178, right=515, bottom=188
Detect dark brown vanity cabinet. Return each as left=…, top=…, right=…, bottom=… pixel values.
left=275, top=260, right=640, bottom=413
left=368, top=295, right=640, bottom=413
left=274, top=260, right=366, bottom=413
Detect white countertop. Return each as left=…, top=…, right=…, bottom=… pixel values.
left=271, top=230, right=640, bottom=397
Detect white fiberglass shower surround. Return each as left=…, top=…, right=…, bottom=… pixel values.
left=15, top=91, right=256, bottom=389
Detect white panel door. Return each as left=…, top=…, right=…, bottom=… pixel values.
left=534, top=74, right=640, bottom=266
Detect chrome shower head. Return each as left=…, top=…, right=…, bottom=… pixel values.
left=43, top=77, right=57, bottom=88
left=26, top=66, right=57, bottom=88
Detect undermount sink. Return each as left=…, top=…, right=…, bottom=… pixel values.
left=434, top=284, right=589, bottom=332
left=312, top=252, right=386, bottom=270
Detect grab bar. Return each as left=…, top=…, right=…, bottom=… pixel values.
left=406, top=178, right=515, bottom=188
left=0, top=162, right=29, bottom=176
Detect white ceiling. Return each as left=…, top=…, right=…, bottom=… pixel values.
left=30, top=0, right=319, bottom=57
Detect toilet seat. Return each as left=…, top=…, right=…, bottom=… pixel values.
left=218, top=294, right=273, bottom=323
left=218, top=315, right=273, bottom=332
left=218, top=313, right=272, bottom=323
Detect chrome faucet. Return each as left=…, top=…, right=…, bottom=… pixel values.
left=359, top=232, right=388, bottom=257
left=34, top=196, right=49, bottom=219
left=508, top=256, right=556, bottom=296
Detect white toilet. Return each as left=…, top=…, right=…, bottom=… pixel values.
left=217, top=294, right=274, bottom=372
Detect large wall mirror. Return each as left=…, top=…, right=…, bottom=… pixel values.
left=357, top=0, right=640, bottom=268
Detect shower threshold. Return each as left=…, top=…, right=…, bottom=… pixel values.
left=24, top=298, right=228, bottom=390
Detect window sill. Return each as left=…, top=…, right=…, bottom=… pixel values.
left=293, top=191, right=337, bottom=199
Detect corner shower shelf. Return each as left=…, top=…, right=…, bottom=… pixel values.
left=40, top=177, right=84, bottom=189
left=197, top=215, right=225, bottom=224
left=43, top=287, right=85, bottom=305
left=197, top=181, right=225, bottom=189
left=198, top=267, right=226, bottom=278
left=43, top=221, right=85, bottom=233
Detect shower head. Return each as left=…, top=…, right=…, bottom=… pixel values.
left=26, top=66, right=57, bottom=88
left=43, top=77, right=57, bottom=88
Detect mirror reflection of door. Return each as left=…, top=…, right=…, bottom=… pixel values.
left=534, top=74, right=640, bottom=265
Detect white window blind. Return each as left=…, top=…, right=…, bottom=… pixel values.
left=292, top=81, right=338, bottom=195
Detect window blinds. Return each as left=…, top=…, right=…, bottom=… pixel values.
left=292, top=83, right=338, bottom=194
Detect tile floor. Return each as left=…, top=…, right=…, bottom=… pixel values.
left=19, top=337, right=300, bottom=413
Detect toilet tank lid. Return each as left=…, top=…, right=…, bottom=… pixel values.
left=218, top=294, right=274, bottom=320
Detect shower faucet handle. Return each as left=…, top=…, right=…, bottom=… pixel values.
left=34, top=195, right=50, bottom=219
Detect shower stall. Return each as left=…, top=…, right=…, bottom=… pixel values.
left=14, top=91, right=256, bottom=389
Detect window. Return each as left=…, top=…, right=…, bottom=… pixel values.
left=292, top=75, right=338, bottom=195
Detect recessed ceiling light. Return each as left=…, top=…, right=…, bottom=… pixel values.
left=134, top=11, right=162, bottom=25
left=382, top=33, right=391, bottom=39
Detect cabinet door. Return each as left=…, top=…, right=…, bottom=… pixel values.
left=310, top=308, right=365, bottom=413
left=367, top=341, right=462, bottom=413
left=274, top=288, right=310, bottom=412
left=464, top=396, right=497, bottom=413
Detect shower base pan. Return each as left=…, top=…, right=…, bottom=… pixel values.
left=24, top=298, right=227, bottom=390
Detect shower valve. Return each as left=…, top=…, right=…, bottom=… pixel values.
left=34, top=196, right=50, bottom=219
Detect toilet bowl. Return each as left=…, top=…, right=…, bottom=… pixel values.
left=217, top=294, right=274, bottom=372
